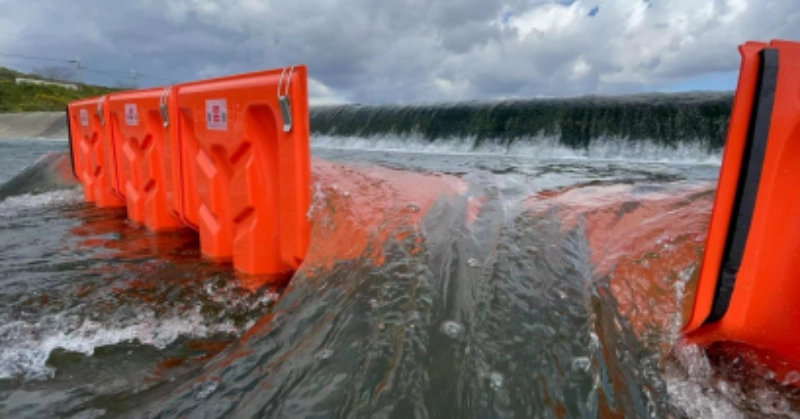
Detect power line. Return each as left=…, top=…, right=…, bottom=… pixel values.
left=0, top=51, right=173, bottom=82
left=0, top=51, right=73, bottom=63
left=71, top=57, right=84, bottom=84
left=88, top=67, right=170, bottom=81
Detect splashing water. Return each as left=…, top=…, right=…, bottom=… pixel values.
left=0, top=135, right=798, bottom=417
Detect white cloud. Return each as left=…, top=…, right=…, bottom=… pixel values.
left=0, top=0, right=798, bottom=103
left=506, top=1, right=587, bottom=40
left=308, top=77, right=346, bottom=105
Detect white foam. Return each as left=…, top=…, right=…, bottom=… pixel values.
left=655, top=266, right=800, bottom=418
left=664, top=342, right=800, bottom=419
left=0, top=308, right=239, bottom=380
left=656, top=267, right=745, bottom=418
left=665, top=367, right=746, bottom=418
left=312, top=134, right=480, bottom=155
left=0, top=189, right=81, bottom=217
left=311, top=134, right=723, bottom=165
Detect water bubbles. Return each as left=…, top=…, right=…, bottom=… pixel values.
left=204, top=282, right=216, bottom=296
left=467, top=258, right=481, bottom=268
left=764, top=369, right=776, bottom=381
left=754, top=388, right=793, bottom=416
left=440, top=320, right=464, bottom=339
left=195, top=380, right=219, bottom=400
left=783, top=370, right=800, bottom=385
left=572, top=356, right=591, bottom=372
left=715, top=380, right=737, bottom=399
left=489, top=372, right=504, bottom=390
left=643, top=388, right=658, bottom=418
left=259, top=290, right=280, bottom=305
left=588, top=331, right=600, bottom=351
left=316, top=348, right=334, bottom=360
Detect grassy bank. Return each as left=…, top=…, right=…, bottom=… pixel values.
left=0, top=67, right=119, bottom=112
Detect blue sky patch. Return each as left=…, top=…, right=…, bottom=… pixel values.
left=662, top=71, right=738, bottom=92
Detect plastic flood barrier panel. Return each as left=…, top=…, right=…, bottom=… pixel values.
left=683, top=39, right=800, bottom=380
left=67, top=96, right=125, bottom=208
left=106, top=88, right=185, bottom=231
left=67, top=64, right=313, bottom=284
left=173, top=66, right=311, bottom=279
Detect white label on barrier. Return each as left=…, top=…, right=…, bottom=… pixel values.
left=125, top=103, right=139, bottom=126
left=206, top=99, right=228, bottom=131
left=80, top=109, right=88, bottom=126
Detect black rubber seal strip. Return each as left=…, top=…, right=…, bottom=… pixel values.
left=65, top=106, right=77, bottom=179
left=705, top=47, right=779, bottom=324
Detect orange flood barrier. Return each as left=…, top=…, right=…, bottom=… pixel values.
left=172, top=66, right=311, bottom=278
left=67, top=96, right=125, bottom=208
left=683, top=39, right=800, bottom=380
left=67, top=64, right=312, bottom=284
left=106, top=88, right=184, bottom=231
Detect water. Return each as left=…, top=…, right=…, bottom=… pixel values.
left=310, top=92, right=734, bottom=153
left=1, top=128, right=799, bottom=417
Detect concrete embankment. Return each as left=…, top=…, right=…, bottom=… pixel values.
left=0, top=112, right=67, bottom=140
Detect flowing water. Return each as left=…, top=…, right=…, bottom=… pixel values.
left=1, top=97, right=800, bottom=418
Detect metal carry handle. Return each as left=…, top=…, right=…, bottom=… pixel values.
left=96, top=96, right=106, bottom=126
left=277, top=66, right=295, bottom=132
left=159, top=86, right=172, bottom=127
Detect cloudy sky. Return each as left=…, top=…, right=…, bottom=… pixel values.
left=0, top=0, right=798, bottom=104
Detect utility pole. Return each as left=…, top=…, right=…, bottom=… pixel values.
left=69, top=56, right=84, bottom=85
left=130, top=69, right=138, bottom=89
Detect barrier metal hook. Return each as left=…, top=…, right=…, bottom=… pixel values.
left=277, top=66, right=295, bottom=132
left=97, top=96, right=106, bottom=126
left=160, top=86, right=172, bottom=127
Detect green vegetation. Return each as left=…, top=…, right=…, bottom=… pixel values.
left=0, top=66, right=121, bottom=112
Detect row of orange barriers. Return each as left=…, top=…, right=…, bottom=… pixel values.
left=67, top=65, right=312, bottom=285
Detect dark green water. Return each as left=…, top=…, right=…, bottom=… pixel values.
left=310, top=92, right=733, bottom=155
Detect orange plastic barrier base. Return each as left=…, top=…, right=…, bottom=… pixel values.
left=68, top=96, right=125, bottom=208
left=106, top=88, right=184, bottom=231
left=67, top=65, right=312, bottom=286
left=683, top=39, right=800, bottom=382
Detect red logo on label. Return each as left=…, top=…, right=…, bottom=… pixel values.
left=206, top=99, right=227, bottom=130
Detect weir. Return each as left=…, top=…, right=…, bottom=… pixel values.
left=310, top=92, right=734, bottom=152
